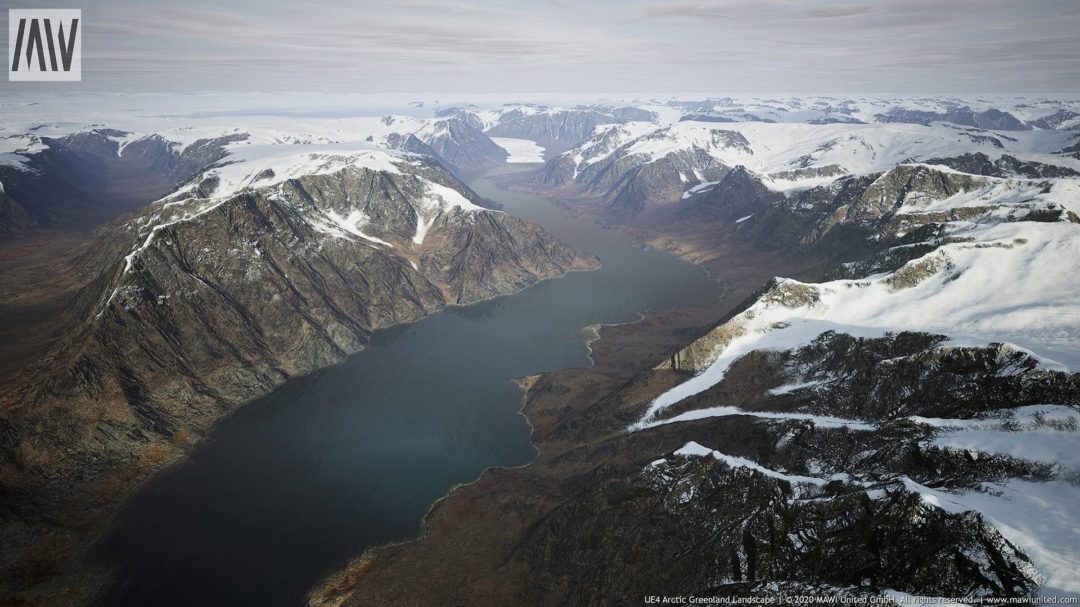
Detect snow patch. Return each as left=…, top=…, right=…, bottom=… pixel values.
left=490, top=137, right=546, bottom=163
left=319, top=209, right=394, bottom=247
left=674, top=441, right=829, bottom=486
left=411, top=178, right=486, bottom=245
left=643, top=405, right=875, bottom=431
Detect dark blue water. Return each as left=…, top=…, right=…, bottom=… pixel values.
left=98, top=165, right=723, bottom=606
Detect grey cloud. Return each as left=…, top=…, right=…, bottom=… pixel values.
left=1, top=0, right=1076, bottom=93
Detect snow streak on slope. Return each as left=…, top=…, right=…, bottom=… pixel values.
left=666, top=441, right=830, bottom=490
left=316, top=210, right=395, bottom=247
left=646, top=406, right=875, bottom=430
left=945, top=480, right=1080, bottom=596
left=410, top=179, right=487, bottom=245
left=920, top=405, right=1080, bottom=473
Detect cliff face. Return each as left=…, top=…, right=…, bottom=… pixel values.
left=524, top=329, right=1075, bottom=604
left=569, top=128, right=752, bottom=215
left=0, top=150, right=596, bottom=598
left=421, top=118, right=509, bottom=173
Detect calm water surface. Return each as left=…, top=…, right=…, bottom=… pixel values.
left=98, top=164, right=724, bottom=606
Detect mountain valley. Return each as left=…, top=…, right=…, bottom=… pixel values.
left=1, top=93, right=1078, bottom=606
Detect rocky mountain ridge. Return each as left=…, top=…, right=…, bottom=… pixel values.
left=530, top=118, right=1080, bottom=216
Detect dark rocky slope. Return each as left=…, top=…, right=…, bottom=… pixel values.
left=924, top=152, right=1080, bottom=179
left=875, top=106, right=1031, bottom=131
left=569, top=128, right=752, bottom=215
left=486, top=107, right=655, bottom=156
left=594, top=163, right=1076, bottom=281
left=0, top=130, right=249, bottom=239
left=420, top=117, right=508, bottom=173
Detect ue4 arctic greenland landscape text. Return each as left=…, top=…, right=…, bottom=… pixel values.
left=1, top=91, right=1080, bottom=607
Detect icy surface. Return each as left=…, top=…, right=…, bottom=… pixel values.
left=490, top=137, right=545, bottom=163
left=951, top=481, right=1080, bottom=596
left=0, top=134, right=47, bottom=169
left=642, top=405, right=875, bottom=431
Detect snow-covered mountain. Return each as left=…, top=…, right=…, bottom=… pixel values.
left=536, top=115, right=1080, bottom=214
left=598, top=156, right=1080, bottom=598
left=6, top=94, right=1075, bottom=237
left=0, top=103, right=662, bottom=237
left=320, top=135, right=1080, bottom=602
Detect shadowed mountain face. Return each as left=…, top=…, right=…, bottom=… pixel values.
left=0, top=130, right=250, bottom=238
left=485, top=107, right=657, bottom=155
left=418, top=117, right=509, bottom=173
left=875, top=106, right=1031, bottom=130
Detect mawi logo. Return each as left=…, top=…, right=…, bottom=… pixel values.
left=9, top=9, right=81, bottom=81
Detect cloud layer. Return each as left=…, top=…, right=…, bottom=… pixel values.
left=2, top=0, right=1078, bottom=93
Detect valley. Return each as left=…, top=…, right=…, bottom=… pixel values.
left=1, top=93, right=1078, bottom=606
left=85, top=164, right=728, bottom=607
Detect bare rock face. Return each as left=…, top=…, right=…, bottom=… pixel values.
left=422, top=117, right=508, bottom=173
left=875, top=106, right=1031, bottom=131
left=531, top=153, right=578, bottom=187
left=568, top=129, right=753, bottom=215
left=683, top=163, right=1076, bottom=280
left=925, top=152, right=1080, bottom=179
left=1029, top=110, right=1080, bottom=130
left=537, top=332, right=1068, bottom=601
left=682, top=166, right=783, bottom=221
left=528, top=447, right=1039, bottom=603
left=487, top=109, right=621, bottom=153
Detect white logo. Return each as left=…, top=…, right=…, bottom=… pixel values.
left=9, top=9, right=81, bottom=82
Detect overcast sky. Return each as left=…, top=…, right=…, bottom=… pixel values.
left=3, top=0, right=1079, bottom=94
